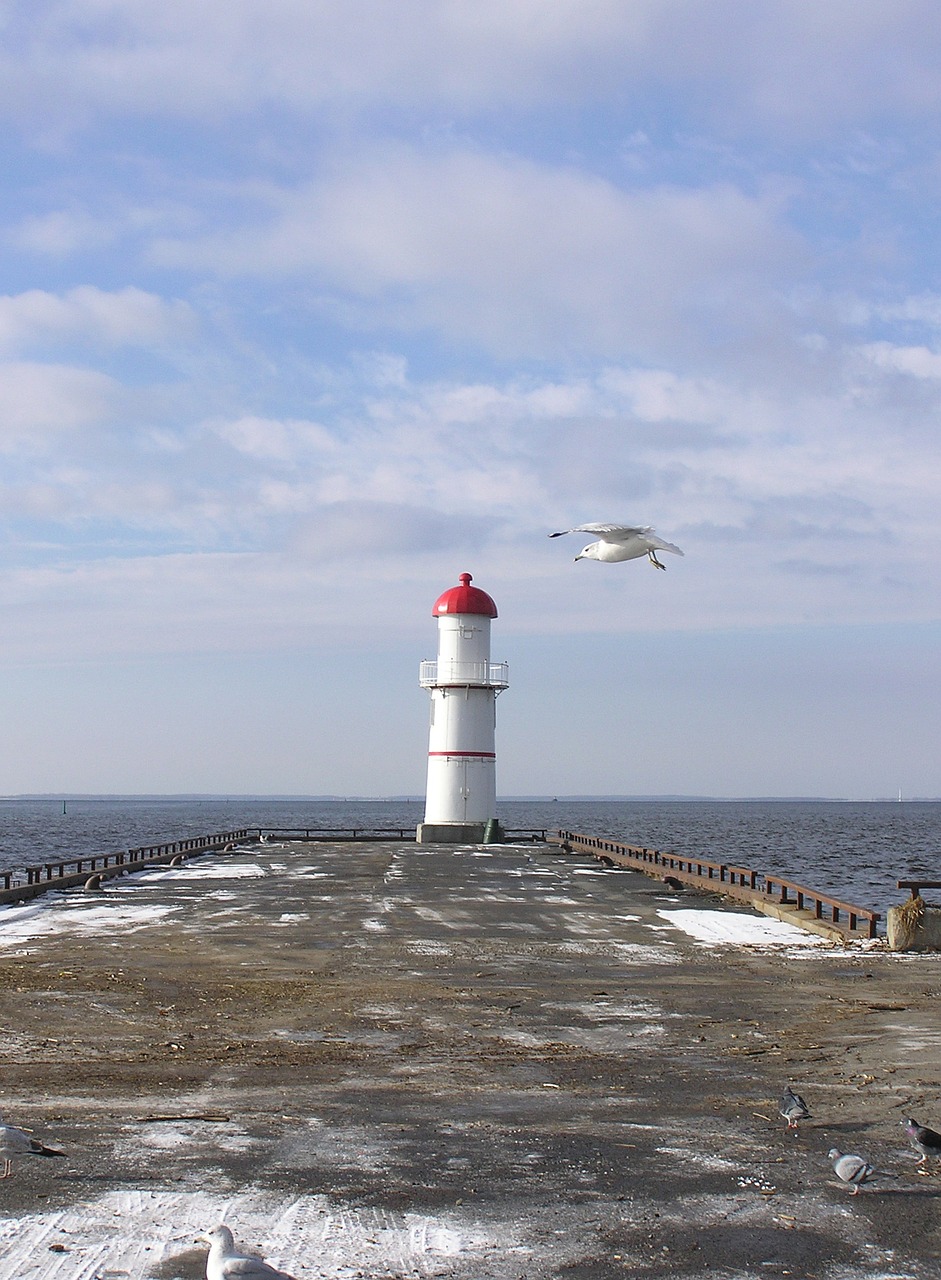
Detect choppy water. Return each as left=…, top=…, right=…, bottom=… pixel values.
left=0, top=796, right=938, bottom=915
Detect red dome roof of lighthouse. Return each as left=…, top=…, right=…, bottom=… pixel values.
left=432, top=572, right=498, bottom=618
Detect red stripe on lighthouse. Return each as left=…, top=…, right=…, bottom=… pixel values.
left=427, top=751, right=496, bottom=758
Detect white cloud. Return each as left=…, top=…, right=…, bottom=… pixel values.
left=599, top=368, right=745, bottom=428
left=289, top=501, right=491, bottom=560
left=10, top=209, right=116, bottom=255
left=4, top=347, right=936, bottom=646
left=209, top=415, right=337, bottom=463
left=3, top=2, right=941, bottom=137
left=0, top=546, right=443, bottom=662
left=858, top=340, right=941, bottom=378
left=868, top=293, right=941, bottom=328
left=0, top=361, right=115, bottom=442
left=150, top=146, right=801, bottom=361
left=0, top=286, right=197, bottom=352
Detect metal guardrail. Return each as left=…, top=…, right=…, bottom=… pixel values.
left=419, top=659, right=510, bottom=689
left=552, top=829, right=881, bottom=940
left=898, top=879, right=941, bottom=900
left=0, top=825, right=552, bottom=906
left=0, top=822, right=877, bottom=937
left=0, top=828, right=255, bottom=905
left=258, top=827, right=417, bottom=842
left=255, top=826, right=548, bottom=843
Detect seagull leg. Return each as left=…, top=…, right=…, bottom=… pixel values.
left=647, top=550, right=666, bottom=569
left=0, top=1160, right=11, bottom=1179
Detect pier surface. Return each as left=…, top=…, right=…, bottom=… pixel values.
left=0, top=840, right=939, bottom=1280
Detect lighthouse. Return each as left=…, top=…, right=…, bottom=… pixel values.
left=417, top=572, right=509, bottom=844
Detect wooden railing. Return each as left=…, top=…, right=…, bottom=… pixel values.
left=897, top=879, right=941, bottom=900
left=254, top=826, right=547, bottom=843
left=0, top=825, right=552, bottom=907
left=552, top=830, right=881, bottom=939
left=0, top=829, right=255, bottom=905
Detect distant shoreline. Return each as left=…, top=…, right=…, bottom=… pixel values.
left=2, top=793, right=938, bottom=804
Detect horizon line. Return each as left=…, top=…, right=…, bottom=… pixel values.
left=2, top=792, right=937, bottom=804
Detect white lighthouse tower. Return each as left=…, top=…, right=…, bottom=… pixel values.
left=417, top=572, right=509, bottom=844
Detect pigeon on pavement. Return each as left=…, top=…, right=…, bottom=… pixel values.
left=200, top=1225, right=298, bottom=1280
left=901, top=1116, right=941, bottom=1166
left=828, top=1148, right=878, bottom=1195
left=0, top=1119, right=65, bottom=1179
left=779, top=1086, right=811, bottom=1131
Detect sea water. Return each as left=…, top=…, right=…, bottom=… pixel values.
left=0, top=796, right=938, bottom=915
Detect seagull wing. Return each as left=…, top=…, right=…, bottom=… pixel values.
left=221, top=1257, right=293, bottom=1280
left=643, top=532, right=684, bottom=557
left=549, top=523, right=651, bottom=542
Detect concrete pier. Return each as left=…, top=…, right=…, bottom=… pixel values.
left=1, top=840, right=940, bottom=1279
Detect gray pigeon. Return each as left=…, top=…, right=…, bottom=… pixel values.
left=828, top=1148, right=876, bottom=1195
left=779, top=1086, right=811, bottom=1131
left=0, top=1119, right=65, bottom=1179
left=200, top=1225, right=298, bottom=1280
left=901, top=1116, right=941, bottom=1165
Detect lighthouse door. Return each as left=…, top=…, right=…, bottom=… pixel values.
left=459, top=761, right=471, bottom=819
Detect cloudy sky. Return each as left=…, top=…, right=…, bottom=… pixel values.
left=1, top=0, right=939, bottom=799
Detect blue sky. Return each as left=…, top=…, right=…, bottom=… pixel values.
left=1, top=1, right=939, bottom=798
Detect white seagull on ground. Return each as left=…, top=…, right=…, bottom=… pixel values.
left=200, top=1225, right=298, bottom=1280
left=549, top=523, right=684, bottom=569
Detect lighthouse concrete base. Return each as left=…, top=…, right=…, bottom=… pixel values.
left=416, top=820, right=488, bottom=844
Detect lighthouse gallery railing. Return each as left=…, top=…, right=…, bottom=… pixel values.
left=419, top=660, right=509, bottom=688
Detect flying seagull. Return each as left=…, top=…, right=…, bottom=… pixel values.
left=779, top=1086, right=812, bottom=1131
left=549, top=523, right=684, bottom=569
left=0, top=1118, right=65, bottom=1179
left=200, top=1225, right=299, bottom=1280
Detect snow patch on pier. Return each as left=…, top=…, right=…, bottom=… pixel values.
left=657, top=908, right=826, bottom=947
left=0, top=1189, right=494, bottom=1280
left=139, top=862, right=268, bottom=882
left=0, top=899, right=176, bottom=947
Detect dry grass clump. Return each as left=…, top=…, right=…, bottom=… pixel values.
left=896, top=894, right=926, bottom=930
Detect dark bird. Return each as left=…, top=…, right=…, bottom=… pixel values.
left=0, top=1119, right=65, bottom=1179
left=901, top=1116, right=941, bottom=1166
left=779, top=1085, right=812, bottom=1131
